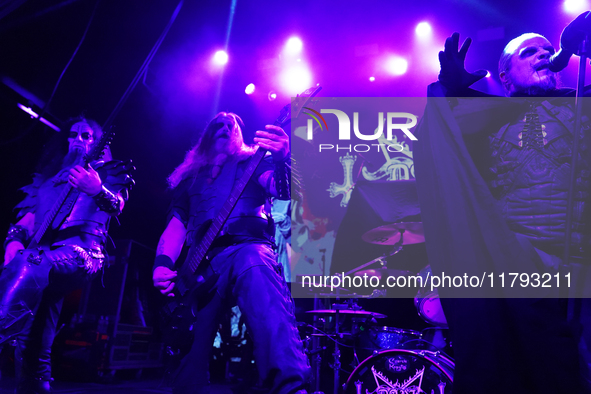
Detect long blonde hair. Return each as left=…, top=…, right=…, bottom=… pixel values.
left=168, top=112, right=256, bottom=188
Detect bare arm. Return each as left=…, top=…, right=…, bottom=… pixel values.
left=157, top=215, right=187, bottom=262
left=153, top=216, right=187, bottom=297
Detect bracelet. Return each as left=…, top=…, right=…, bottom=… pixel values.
left=153, top=254, right=175, bottom=272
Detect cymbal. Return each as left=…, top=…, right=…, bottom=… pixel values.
left=354, top=269, right=413, bottom=280
left=306, top=309, right=387, bottom=319
left=362, top=222, right=425, bottom=245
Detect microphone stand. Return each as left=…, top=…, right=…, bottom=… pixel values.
left=562, top=36, right=590, bottom=318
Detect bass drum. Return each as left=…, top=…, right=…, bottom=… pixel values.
left=344, top=349, right=454, bottom=394
left=414, top=265, right=448, bottom=327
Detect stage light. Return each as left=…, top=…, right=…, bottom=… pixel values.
left=268, top=91, right=277, bottom=101
left=369, top=76, right=375, bottom=82
left=280, top=65, right=312, bottom=94
left=17, top=103, right=60, bottom=131
left=385, top=56, right=408, bottom=76
left=415, top=22, right=432, bottom=38
left=285, top=37, right=303, bottom=54
left=212, top=50, right=228, bottom=65
left=486, top=71, right=491, bottom=78
left=563, top=0, right=589, bottom=13
left=245, top=83, right=255, bottom=94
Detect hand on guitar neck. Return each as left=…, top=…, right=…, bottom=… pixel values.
left=254, top=124, right=290, bottom=162
left=68, top=164, right=103, bottom=196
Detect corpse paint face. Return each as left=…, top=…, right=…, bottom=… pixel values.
left=500, top=36, right=557, bottom=96
left=212, top=115, right=237, bottom=139
left=68, top=121, right=94, bottom=154
left=211, top=114, right=242, bottom=153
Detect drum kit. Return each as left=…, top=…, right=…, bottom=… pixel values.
left=301, top=221, right=453, bottom=394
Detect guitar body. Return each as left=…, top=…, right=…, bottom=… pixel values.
left=0, top=248, right=52, bottom=345
left=161, top=221, right=220, bottom=358
left=160, top=264, right=219, bottom=359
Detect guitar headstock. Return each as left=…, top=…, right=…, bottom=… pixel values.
left=84, top=125, right=115, bottom=164
left=274, top=85, right=322, bottom=128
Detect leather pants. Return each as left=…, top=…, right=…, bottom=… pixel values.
left=171, top=243, right=310, bottom=394
left=11, top=246, right=94, bottom=394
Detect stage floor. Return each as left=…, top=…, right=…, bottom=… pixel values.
left=0, top=377, right=236, bottom=393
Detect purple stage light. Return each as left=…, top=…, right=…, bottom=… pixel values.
left=415, top=22, right=432, bottom=38
left=17, top=103, right=60, bottom=131
left=268, top=91, right=277, bottom=101
left=280, top=65, right=312, bottom=94
left=245, top=83, right=255, bottom=94
left=285, top=37, right=303, bottom=55
left=385, top=56, right=408, bottom=76
left=486, top=71, right=491, bottom=78
left=212, top=50, right=229, bottom=65
left=563, top=0, right=589, bottom=13
left=369, top=76, right=375, bottom=82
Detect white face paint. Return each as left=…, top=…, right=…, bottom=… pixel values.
left=212, top=114, right=241, bottom=154
left=68, top=121, right=94, bottom=155
left=501, top=36, right=557, bottom=96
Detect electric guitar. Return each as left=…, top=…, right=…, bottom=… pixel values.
left=161, top=85, right=322, bottom=358
left=0, top=128, right=114, bottom=345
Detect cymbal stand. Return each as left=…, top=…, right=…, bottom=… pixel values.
left=332, top=308, right=341, bottom=394
left=311, top=295, right=326, bottom=394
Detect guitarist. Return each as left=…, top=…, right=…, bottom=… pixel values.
left=1, top=117, right=134, bottom=394
left=153, top=112, right=310, bottom=394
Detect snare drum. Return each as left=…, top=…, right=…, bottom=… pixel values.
left=414, top=265, right=448, bottom=327
left=344, top=349, right=454, bottom=393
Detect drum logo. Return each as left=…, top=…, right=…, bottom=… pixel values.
left=366, top=365, right=425, bottom=394
left=388, top=356, right=409, bottom=372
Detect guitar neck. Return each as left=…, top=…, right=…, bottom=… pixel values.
left=185, top=147, right=268, bottom=274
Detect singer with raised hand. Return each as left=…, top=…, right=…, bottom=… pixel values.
left=414, top=12, right=591, bottom=394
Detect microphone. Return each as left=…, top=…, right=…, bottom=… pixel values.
left=548, top=49, right=573, bottom=72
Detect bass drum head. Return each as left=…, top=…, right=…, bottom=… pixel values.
left=344, top=349, right=454, bottom=394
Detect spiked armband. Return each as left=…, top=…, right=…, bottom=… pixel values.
left=274, top=154, right=291, bottom=200
left=4, top=224, right=29, bottom=249
left=92, top=185, right=123, bottom=214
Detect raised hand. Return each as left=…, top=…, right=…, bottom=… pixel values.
left=438, top=32, right=487, bottom=93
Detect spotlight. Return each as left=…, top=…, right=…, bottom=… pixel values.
left=415, top=22, right=432, bottom=38
left=369, top=76, right=375, bottom=82
left=385, top=56, right=408, bottom=76
left=245, top=83, right=255, bottom=95
left=285, top=37, right=303, bottom=54
left=280, top=65, right=312, bottom=94
left=268, top=91, right=277, bottom=101
left=563, top=0, right=589, bottom=14
left=485, top=71, right=491, bottom=78
left=212, top=50, right=228, bottom=65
